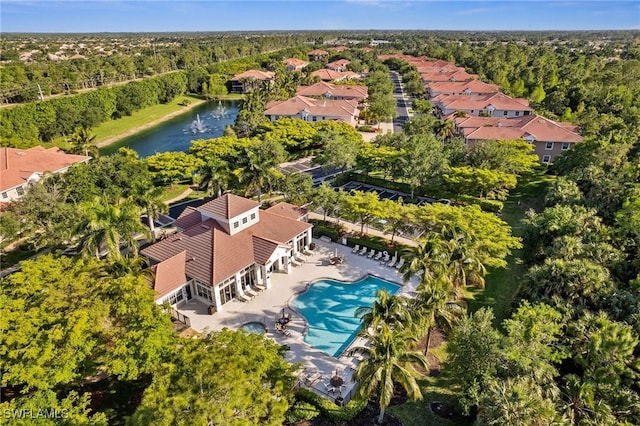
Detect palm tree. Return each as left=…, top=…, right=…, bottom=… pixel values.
left=130, top=184, right=167, bottom=237
left=68, top=127, right=99, bottom=157
left=442, top=226, right=487, bottom=292
left=234, top=150, right=269, bottom=202
left=412, top=279, right=466, bottom=356
left=435, top=119, right=456, bottom=142
left=349, top=324, right=429, bottom=424
left=198, top=158, right=229, bottom=197
left=399, top=232, right=450, bottom=288
left=355, top=289, right=412, bottom=332
left=78, top=198, right=149, bottom=259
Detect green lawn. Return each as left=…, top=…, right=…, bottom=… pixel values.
left=464, top=169, right=556, bottom=326
left=388, top=371, right=473, bottom=426
left=92, top=95, right=205, bottom=144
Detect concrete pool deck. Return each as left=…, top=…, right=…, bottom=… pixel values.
left=175, top=238, right=419, bottom=402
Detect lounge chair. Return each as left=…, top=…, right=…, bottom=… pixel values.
left=238, top=293, right=253, bottom=303
left=352, top=244, right=360, bottom=254
left=374, top=251, right=383, bottom=260
left=245, top=287, right=259, bottom=298
left=323, top=383, right=337, bottom=394
left=358, top=246, right=368, bottom=256
left=387, top=257, right=397, bottom=268
left=367, top=249, right=376, bottom=258
left=380, top=255, right=390, bottom=265
left=304, top=372, right=322, bottom=386
left=291, top=258, right=302, bottom=267
left=395, top=258, right=405, bottom=269
left=250, top=284, right=264, bottom=294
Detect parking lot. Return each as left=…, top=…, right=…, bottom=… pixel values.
left=340, top=181, right=442, bottom=206
left=280, top=158, right=343, bottom=185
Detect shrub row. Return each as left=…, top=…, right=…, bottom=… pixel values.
left=457, top=194, right=504, bottom=213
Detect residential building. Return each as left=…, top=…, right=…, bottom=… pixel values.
left=141, top=194, right=312, bottom=311
left=328, top=45, right=349, bottom=52
left=420, top=69, right=477, bottom=83
left=326, top=59, right=351, bottom=72
left=427, top=80, right=499, bottom=97
left=229, top=69, right=275, bottom=93
left=0, top=146, right=90, bottom=203
left=283, top=58, right=309, bottom=71
left=454, top=114, right=583, bottom=162
left=311, top=69, right=361, bottom=82
left=307, top=49, right=329, bottom=62
left=264, top=95, right=360, bottom=124
left=433, top=92, right=533, bottom=118
left=296, top=81, right=368, bottom=101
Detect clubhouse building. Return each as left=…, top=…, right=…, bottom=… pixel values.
left=141, top=194, right=313, bottom=312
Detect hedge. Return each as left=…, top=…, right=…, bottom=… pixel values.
left=294, top=388, right=368, bottom=425
left=457, top=195, right=504, bottom=213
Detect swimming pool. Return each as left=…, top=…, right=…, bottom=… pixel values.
left=240, top=321, right=266, bottom=334
left=291, top=275, right=401, bottom=357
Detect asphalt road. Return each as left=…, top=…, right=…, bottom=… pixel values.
left=390, top=71, right=410, bottom=133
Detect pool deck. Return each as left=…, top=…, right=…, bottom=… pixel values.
left=175, top=239, right=418, bottom=403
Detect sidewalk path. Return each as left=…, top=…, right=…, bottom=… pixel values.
left=164, top=187, right=193, bottom=205
left=308, top=212, right=418, bottom=247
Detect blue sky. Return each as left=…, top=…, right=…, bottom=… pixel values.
left=2, top=1, right=638, bottom=33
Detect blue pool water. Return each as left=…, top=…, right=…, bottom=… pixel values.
left=240, top=321, right=266, bottom=334
left=291, top=276, right=401, bottom=357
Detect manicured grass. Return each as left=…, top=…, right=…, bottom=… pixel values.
left=464, top=169, right=556, bottom=326
left=158, top=184, right=191, bottom=203
left=92, top=95, right=204, bottom=144
left=214, top=93, right=245, bottom=101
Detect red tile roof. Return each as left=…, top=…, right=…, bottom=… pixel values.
left=329, top=46, right=349, bottom=52
left=174, top=206, right=202, bottom=230
left=265, top=202, right=308, bottom=220
left=308, top=49, right=329, bottom=56
left=197, top=193, right=260, bottom=220
left=0, top=146, right=90, bottom=192
left=455, top=114, right=583, bottom=143
left=141, top=195, right=312, bottom=289
left=434, top=92, right=532, bottom=113
left=326, top=59, right=351, bottom=70
left=428, top=80, right=499, bottom=95
left=296, top=81, right=367, bottom=100
left=420, top=69, right=476, bottom=82
left=311, top=69, right=360, bottom=81
left=230, top=70, right=275, bottom=81
left=265, top=95, right=359, bottom=121
left=153, top=250, right=188, bottom=298
left=283, top=58, right=309, bottom=68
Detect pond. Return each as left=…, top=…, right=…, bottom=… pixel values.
left=100, top=100, right=240, bottom=158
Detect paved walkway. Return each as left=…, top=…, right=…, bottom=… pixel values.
left=176, top=239, right=419, bottom=403
left=308, top=212, right=418, bottom=247
left=164, top=187, right=193, bottom=205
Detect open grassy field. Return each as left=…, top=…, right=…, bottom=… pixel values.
left=463, top=169, right=555, bottom=326
left=92, top=95, right=205, bottom=144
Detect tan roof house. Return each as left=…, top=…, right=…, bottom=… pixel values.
left=454, top=114, right=583, bottom=163
left=141, top=194, right=313, bottom=312
left=229, top=69, right=275, bottom=93
left=420, top=69, right=477, bottom=83
left=264, top=95, right=360, bottom=125
left=427, top=80, right=499, bottom=97
left=283, top=58, right=309, bottom=71
left=311, top=69, right=361, bottom=82
left=308, top=49, right=329, bottom=61
left=326, top=59, right=351, bottom=72
left=0, top=146, right=90, bottom=203
left=433, top=92, right=533, bottom=118
left=296, top=81, right=368, bottom=101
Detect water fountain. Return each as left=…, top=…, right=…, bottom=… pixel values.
left=210, top=101, right=228, bottom=119
left=190, top=114, right=206, bottom=133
